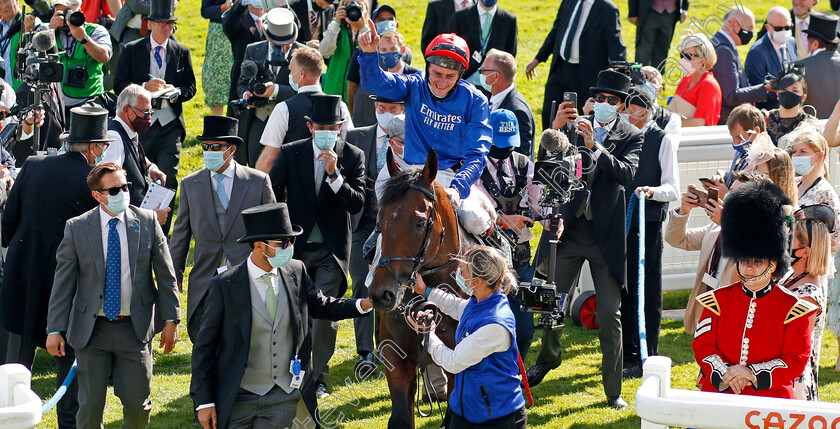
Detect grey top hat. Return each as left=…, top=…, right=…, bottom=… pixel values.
left=263, top=8, right=298, bottom=45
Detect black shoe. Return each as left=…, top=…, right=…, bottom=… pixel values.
left=526, top=361, right=560, bottom=387
left=355, top=352, right=378, bottom=375
left=622, top=363, right=642, bottom=379
left=607, top=395, right=628, bottom=410
left=315, top=382, right=330, bottom=399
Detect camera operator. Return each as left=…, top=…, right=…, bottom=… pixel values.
left=320, top=0, right=370, bottom=99
left=527, top=69, right=642, bottom=411
left=618, top=87, right=680, bottom=379
left=15, top=80, right=67, bottom=166
left=2, top=0, right=45, bottom=90
left=235, top=7, right=303, bottom=167
left=49, top=0, right=113, bottom=111
left=114, top=0, right=196, bottom=233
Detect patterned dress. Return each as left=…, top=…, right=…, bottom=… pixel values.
left=201, top=21, right=233, bottom=107
left=798, top=177, right=840, bottom=337
left=788, top=282, right=824, bottom=401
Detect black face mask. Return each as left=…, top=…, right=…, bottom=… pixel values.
left=778, top=91, right=803, bottom=109
left=488, top=145, right=515, bottom=159
left=737, top=28, right=754, bottom=45
left=311, top=0, right=325, bottom=12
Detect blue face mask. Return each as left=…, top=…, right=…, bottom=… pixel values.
left=288, top=70, right=300, bottom=92
left=95, top=154, right=104, bottom=164
left=593, top=102, right=618, bottom=124
left=265, top=243, right=294, bottom=268
left=640, top=81, right=658, bottom=101
left=375, top=19, right=397, bottom=34
left=792, top=154, right=816, bottom=176
left=103, top=191, right=129, bottom=215
left=732, top=138, right=750, bottom=154
left=479, top=71, right=494, bottom=92
left=250, top=0, right=263, bottom=9
left=618, top=112, right=630, bottom=123
left=203, top=150, right=231, bottom=172
left=455, top=268, right=473, bottom=296
left=313, top=130, right=339, bottom=150
left=480, top=0, right=498, bottom=7
left=378, top=51, right=402, bottom=70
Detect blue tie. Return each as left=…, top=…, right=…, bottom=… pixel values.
left=215, top=174, right=228, bottom=209
left=595, top=127, right=608, bottom=144
left=103, top=218, right=121, bottom=320
left=154, top=45, right=164, bottom=69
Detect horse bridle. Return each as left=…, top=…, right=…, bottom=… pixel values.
left=376, top=183, right=447, bottom=291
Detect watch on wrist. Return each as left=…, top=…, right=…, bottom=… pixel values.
left=327, top=169, right=339, bottom=179
left=79, top=35, right=89, bottom=44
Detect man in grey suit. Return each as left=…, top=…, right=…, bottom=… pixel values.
left=46, top=161, right=180, bottom=429
left=170, top=115, right=276, bottom=342
left=795, top=11, right=840, bottom=118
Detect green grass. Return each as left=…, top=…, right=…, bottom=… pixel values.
left=28, top=0, right=840, bottom=427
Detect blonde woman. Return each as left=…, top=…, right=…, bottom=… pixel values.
left=671, top=33, right=722, bottom=127
left=784, top=207, right=835, bottom=400
left=411, top=245, right=526, bottom=428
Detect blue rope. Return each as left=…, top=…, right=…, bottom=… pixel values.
left=42, top=359, right=77, bottom=416
left=638, top=195, right=648, bottom=363
left=625, top=193, right=637, bottom=235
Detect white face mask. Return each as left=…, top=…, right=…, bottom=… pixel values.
left=771, top=29, right=792, bottom=45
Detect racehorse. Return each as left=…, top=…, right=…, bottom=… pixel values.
left=368, top=148, right=464, bottom=428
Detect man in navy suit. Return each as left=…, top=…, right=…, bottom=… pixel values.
left=711, top=5, right=770, bottom=124
left=745, top=6, right=798, bottom=110
left=479, top=49, right=535, bottom=159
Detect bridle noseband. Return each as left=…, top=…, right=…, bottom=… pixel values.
left=376, top=183, right=447, bottom=291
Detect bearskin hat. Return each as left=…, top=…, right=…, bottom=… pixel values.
left=721, top=180, right=793, bottom=275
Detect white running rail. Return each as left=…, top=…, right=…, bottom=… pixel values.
left=636, top=356, right=840, bottom=429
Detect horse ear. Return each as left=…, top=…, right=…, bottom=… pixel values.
left=423, top=148, right=438, bottom=183
left=386, top=146, right=401, bottom=177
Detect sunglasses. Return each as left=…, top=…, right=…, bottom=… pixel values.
left=477, top=68, right=498, bottom=75
left=201, top=142, right=232, bottom=151
left=131, top=106, right=153, bottom=119
left=680, top=51, right=702, bottom=60
left=267, top=238, right=295, bottom=249
left=769, top=24, right=793, bottom=31
left=97, top=182, right=131, bottom=196
left=593, top=93, right=621, bottom=106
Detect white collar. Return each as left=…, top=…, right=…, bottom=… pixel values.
left=151, top=36, right=169, bottom=51
left=720, top=30, right=737, bottom=49
left=298, top=84, right=321, bottom=93
left=796, top=15, right=809, bottom=25
left=595, top=117, right=617, bottom=132
left=211, top=160, right=236, bottom=178
left=489, top=84, right=514, bottom=106
left=115, top=116, right=137, bottom=139
left=478, top=4, right=497, bottom=16
left=811, top=47, right=825, bottom=56
left=247, top=254, right=278, bottom=282
left=99, top=206, right=126, bottom=229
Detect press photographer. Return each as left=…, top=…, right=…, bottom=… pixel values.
left=232, top=7, right=303, bottom=167
left=48, top=0, right=112, bottom=111
left=2, top=0, right=47, bottom=90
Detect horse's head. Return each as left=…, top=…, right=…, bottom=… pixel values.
left=369, top=148, right=443, bottom=311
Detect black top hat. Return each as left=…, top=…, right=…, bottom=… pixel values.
left=238, top=203, right=304, bottom=243
left=60, top=106, right=116, bottom=144
left=626, top=87, right=654, bottom=109
left=590, top=69, right=631, bottom=101
left=368, top=94, right=404, bottom=104
left=721, top=180, right=793, bottom=275
left=147, top=0, right=179, bottom=21
left=196, top=116, right=243, bottom=145
left=802, top=11, right=840, bottom=44
left=304, top=94, right=345, bottom=126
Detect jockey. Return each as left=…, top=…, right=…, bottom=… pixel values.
left=357, top=23, right=492, bottom=205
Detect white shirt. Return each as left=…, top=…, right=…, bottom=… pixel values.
left=102, top=117, right=138, bottom=166
left=312, top=140, right=345, bottom=193
left=811, top=47, right=825, bottom=57
left=663, top=109, right=682, bottom=135
left=260, top=84, right=354, bottom=148
left=638, top=122, right=680, bottom=203
left=0, top=80, right=14, bottom=130
left=149, top=37, right=169, bottom=78
left=375, top=125, right=388, bottom=156
left=211, top=160, right=236, bottom=201
left=478, top=4, right=498, bottom=30
left=97, top=207, right=132, bottom=317
left=425, top=288, right=512, bottom=374
left=564, top=0, right=594, bottom=64
left=489, top=84, right=515, bottom=111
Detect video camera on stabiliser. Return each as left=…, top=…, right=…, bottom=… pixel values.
left=517, top=129, right=583, bottom=329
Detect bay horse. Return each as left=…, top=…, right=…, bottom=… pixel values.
left=368, top=148, right=464, bottom=428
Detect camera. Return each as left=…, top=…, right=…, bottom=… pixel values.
left=268, top=48, right=289, bottom=67
left=64, top=64, right=88, bottom=88
left=610, top=60, right=646, bottom=86
left=248, top=78, right=272, bottom=97
left=19, top=30, right=64, bottom=84
left=532, top=156, right=583, bottom=207
left=344, top=1, right=362, bottom=22
left=518, top=279, right=567, bottom=329
left=24, top=0, right=54, bottom=21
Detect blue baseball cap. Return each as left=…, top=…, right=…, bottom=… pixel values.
left=490, top=109, right=520, bottom=148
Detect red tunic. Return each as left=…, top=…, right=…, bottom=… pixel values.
left=692, top=281, right=817, bottom=399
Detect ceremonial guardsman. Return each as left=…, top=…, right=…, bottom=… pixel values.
left=693, top=180, right=817, bottom=399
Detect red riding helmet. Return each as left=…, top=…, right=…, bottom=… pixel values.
left=424, top=34, right=470, bottom=71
